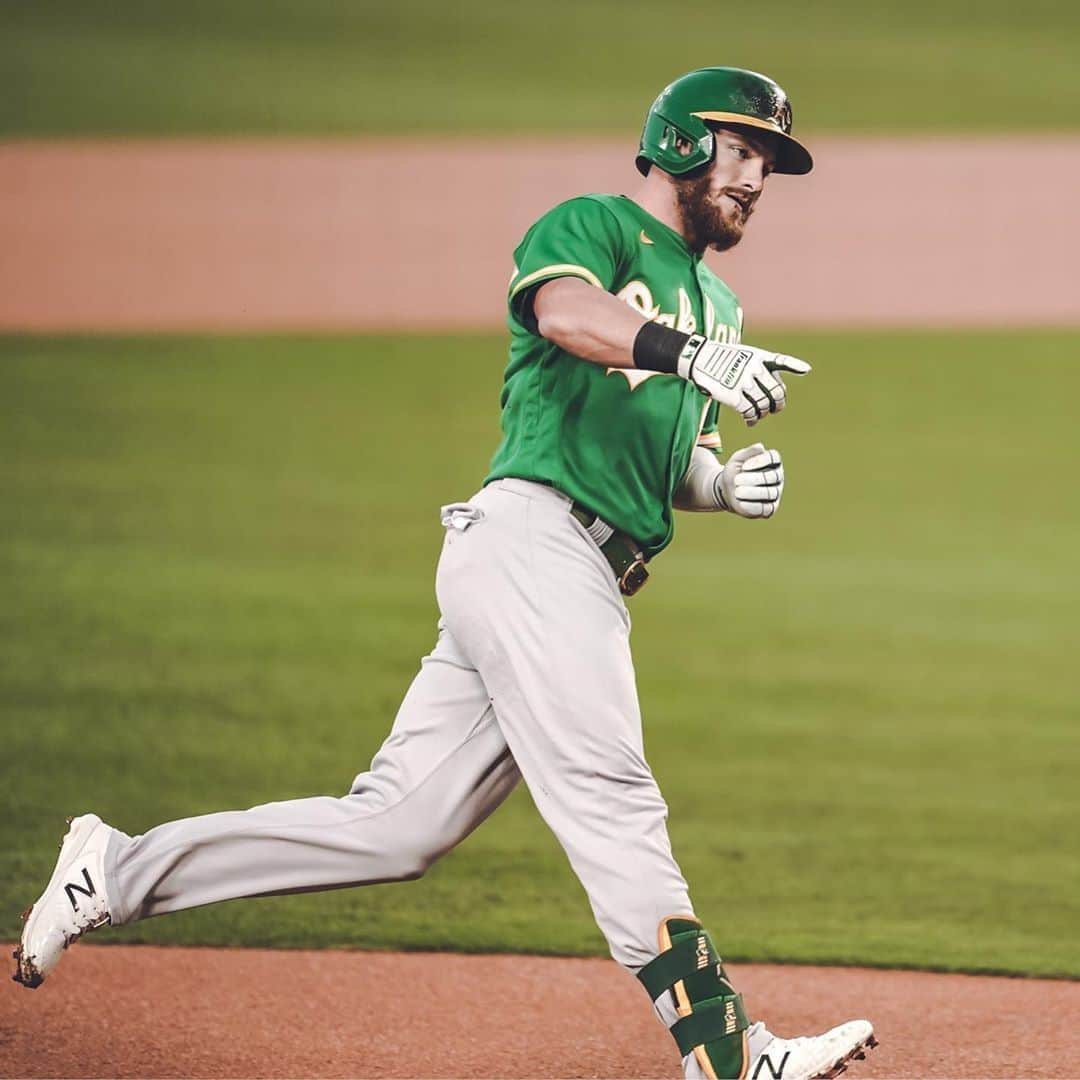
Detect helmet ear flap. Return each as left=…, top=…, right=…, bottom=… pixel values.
left=638, top=112, right=714, bottom=176
left=659, top=122, right=714, bottom=163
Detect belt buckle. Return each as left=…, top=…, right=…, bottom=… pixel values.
left=618, top=557, right=649, bottom=597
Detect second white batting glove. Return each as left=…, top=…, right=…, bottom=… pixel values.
left=677, top=336, right=811, bottom=426
left=715, top=443, right=785, bottom=519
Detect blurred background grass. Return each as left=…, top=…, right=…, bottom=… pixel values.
left=2, top=0, right=1079, bottom=136
left=2, top=332, right=1077, bottom=977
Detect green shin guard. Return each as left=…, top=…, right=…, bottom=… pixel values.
left=637, top=917, right=749, bottom=1080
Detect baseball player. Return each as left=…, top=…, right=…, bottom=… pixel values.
left=15, top=68, right=876, bottom=1080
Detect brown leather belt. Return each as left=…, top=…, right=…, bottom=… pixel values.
left=570, top=503, right=650, bottom=596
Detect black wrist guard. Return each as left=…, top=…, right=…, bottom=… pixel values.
left=632, top=321, right=690, bottom=374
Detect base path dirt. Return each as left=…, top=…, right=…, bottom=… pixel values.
left=1, top=945, right=1076, bottom=1078
left=2, top=136, right=1079, bottom=332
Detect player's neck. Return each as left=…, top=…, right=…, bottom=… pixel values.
left=628, top=178, right=691, bottom=248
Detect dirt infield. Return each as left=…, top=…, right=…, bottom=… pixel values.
left=2, top=945, right=1078, bottom=1078
left=2, top=136, right=1079, bottom=332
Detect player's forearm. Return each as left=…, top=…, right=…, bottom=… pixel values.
left=673, top=446, right=726, bottom=512
left=532, top=278, right=810, bottom=433
left=532, top=277, right=644, bottom=369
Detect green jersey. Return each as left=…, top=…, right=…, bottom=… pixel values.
left=485, top=194, right=744, bottom=560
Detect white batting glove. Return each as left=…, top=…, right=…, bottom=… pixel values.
left=715, top=443, right=785, bottom=519
left=677, top=336, right=811, bottom=426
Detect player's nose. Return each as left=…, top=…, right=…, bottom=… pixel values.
left=748, top=150, right=776, bottom=187
left=741, top=162, right=767, bottom=192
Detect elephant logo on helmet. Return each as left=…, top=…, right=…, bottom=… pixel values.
left=750, top=82, right=793, bottom=133
left=771, top=96, right=793, bottom=134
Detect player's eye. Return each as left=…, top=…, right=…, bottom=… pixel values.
left=729, top=143, right=749, bottom=159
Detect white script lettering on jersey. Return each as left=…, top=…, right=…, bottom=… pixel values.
left=610, top=281, right=740, bottom=389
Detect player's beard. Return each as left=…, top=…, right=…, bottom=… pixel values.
left=674, top=173, right=750, bottom=254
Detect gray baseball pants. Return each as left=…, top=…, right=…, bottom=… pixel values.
left=104, top=477, right=696, bottom=976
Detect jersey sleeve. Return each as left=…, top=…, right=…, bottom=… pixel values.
left=508, top=197, right=625, bottom=332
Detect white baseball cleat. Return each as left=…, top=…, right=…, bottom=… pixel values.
left=12, top=814, right=114, bottom=989
left=745, top=1018, right=877, bottom=1080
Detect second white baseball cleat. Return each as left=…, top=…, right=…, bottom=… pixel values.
left=12, top=814, right=114, bottom=989
left=744, top=1018, right=877, bottom=1080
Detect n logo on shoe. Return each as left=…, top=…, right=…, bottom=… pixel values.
left=64, top=868, right=96, bottom=911
left=752, top=1050, right=791, bottom=1079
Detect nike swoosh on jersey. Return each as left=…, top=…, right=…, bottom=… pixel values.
left=639, top=230, right=654, bottom=245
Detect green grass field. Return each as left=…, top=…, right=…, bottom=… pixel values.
left=2, top=0, right=1078, bottom=136
left=2, top=331, right=1078, bottom=978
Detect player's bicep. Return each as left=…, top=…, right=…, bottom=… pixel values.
left=527, top=275, right=646, bottom=367
left=513, top=272, right=601, bottom=335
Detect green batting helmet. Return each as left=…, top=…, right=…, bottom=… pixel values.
left=636, top=67, right=813, bottom=177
